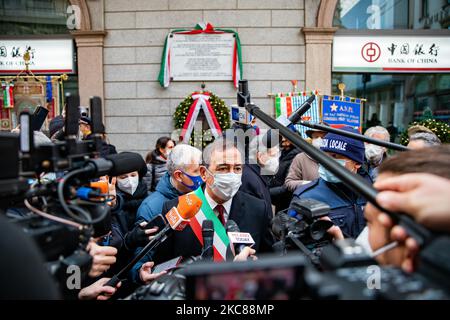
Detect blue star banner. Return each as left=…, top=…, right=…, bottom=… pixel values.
left=322, top=95, right=363, bottom=132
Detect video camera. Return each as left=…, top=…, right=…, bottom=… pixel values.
left=0, top=94, right=117, bottom=291
left=271, top=198, right=333, bottom=266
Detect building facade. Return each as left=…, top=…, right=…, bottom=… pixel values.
left=1, top=0, right=448, bottom=155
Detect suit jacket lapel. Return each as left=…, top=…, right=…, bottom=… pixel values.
left=229, top=191, right=245, bottom=223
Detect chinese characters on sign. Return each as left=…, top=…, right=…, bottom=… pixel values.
left=0, top=39, right=74, bottom=74
left=333, top=35, right=450, bottom=73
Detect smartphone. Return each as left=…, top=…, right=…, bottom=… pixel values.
left=145, top=214, right=167, bottom=231
left=31, top=106, right=49, bottom=131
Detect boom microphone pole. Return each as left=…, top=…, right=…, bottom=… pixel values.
left=244, top=102, right=432, bottom=248
left=299, top=121, right=409, bottom=151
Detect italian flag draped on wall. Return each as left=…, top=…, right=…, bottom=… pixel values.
left=158, top=22, right=243, bottom=88
left=179, top=91, right=222, bottom=143
left=189, top=187, right=230, bottom=262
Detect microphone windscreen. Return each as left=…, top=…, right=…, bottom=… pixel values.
left=176, top=193, right=202, bottom=220
left=202, top=219, right=214, bottom=233
left=65, top=95, right=80, bottom=136
left=225, top=219, right=240, bottom=233
left=90, top=96, right=103, bottom=134
left=106, top=152, right=145, bottom=177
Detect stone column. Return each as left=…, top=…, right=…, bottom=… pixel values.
left=72, top=31, right=106, bottom=113
left=302, top=27, right=337, bottom=95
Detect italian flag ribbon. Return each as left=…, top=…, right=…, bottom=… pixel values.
left=1, top=81, right=14, bottom=109
left=158, top=22, right=243, bottom=88
left=180, top=92, right=222, bottom=144
left=189, top=187, right=230, bottom=262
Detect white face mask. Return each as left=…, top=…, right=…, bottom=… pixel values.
left=312, top=137, right=323, bottom=149
left=365, top=144, right=384, bottom=166
left=117, top=175, right=139, bottom=195
left=261, top=156, right=279, bottom=175
left=206, top=169, right=242, bottom=201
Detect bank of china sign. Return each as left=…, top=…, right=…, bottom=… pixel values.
left=0, top=38, right=75, bottom=74
left=333, top=35, right=450, bottom=73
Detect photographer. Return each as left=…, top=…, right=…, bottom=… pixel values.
left=364, top=145, right=450, bottom=272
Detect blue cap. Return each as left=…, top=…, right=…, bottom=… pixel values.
left=320, top=126, right=365, bottom=164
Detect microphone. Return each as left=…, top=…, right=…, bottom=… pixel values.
left=65, top=94, right=80, bottom=137
left=81, top=152, right=146, bottom=178
left=201, top=220, right=214, bottom=261
left=104, top=193, right=202, bottom=287
left=89, top=96, right=104, bottom=153
left=164, top=192, right=202, bottom=231
left=225, top=220, right=255, bottom=256
left=288, top=94, right=315, bottom=124
left=275, top=95, right=314, bottom=131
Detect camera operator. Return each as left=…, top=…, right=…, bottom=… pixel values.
left=364, top=145, right=450, bottom=272
left=290, top=126, right=369, bottom=238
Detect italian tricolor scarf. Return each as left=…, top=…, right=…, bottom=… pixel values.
left=189, top=187, right=230, bottom=262
left=158, top=22, right=243, bottom=88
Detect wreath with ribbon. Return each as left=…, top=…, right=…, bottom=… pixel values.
left=173, top=91, right=230, bottom=148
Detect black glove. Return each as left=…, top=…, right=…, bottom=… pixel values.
left=124, top=224, right=150, bottom=250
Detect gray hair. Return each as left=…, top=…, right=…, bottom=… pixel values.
left=167, top=143, right=202, bottom=175
left=410, top=132, right=441, bottom=147
left=202, top=137, right=243, bottom=167
left=364, top=126, right=390, bottom=142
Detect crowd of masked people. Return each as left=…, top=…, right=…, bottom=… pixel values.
left=2, top=112, right=449, bottom=300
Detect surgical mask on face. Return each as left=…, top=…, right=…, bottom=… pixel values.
left=262, top=156, right=279, bottom=175
left=365, top=144, right=384, bottom=166
left=312, top=137, right=323, bottom=149
left=180, top=171, right=203, bottom=191
left=318, top=159, right=347, bottom=183
left=117, top=175, right=139, bottom=195
left=206, top=168, right=242, bottom=201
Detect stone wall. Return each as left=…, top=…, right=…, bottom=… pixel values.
left=103, top=0, right=317, bottom=156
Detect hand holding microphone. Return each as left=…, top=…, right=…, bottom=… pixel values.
left=226, top=220, right=257, bottom=261
left=104, top=192, right=202, bottom=288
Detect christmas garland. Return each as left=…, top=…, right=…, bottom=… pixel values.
left=400, top=118, right=450, bottom=145
left=174, top=91, right=230, bottom=148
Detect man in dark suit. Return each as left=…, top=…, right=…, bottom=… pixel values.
left=151, top=138, right=274, bottom=265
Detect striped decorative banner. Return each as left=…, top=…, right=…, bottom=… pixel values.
left=189, top=188, right=230, bottom=262
left=274, top=91, right=321, bottom=138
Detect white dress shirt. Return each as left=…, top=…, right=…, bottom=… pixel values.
left=204, top=188, right=233, bottom=224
